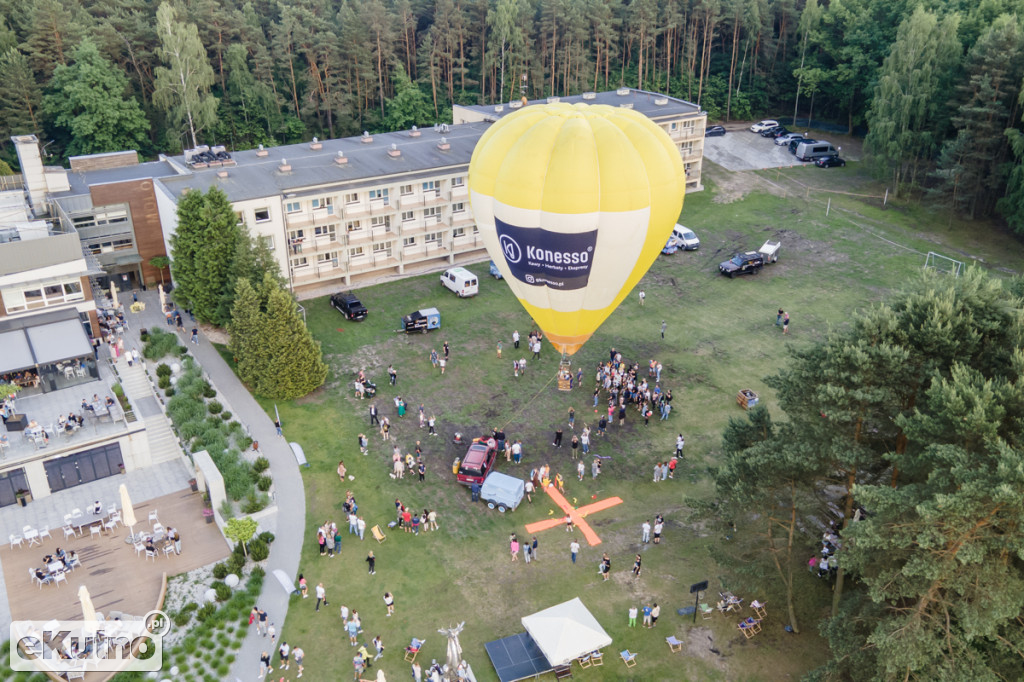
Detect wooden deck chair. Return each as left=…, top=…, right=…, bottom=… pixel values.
left=751, top=601, right=767, bottom=619
left=590, top=651, right=603, bottom=666
left=700, top=603, right=714, bottom=620
left=666, top=635, right=684, bottom=652
left=404, top=638, right=424, bottom=661
left=371, top=525, right=387, bottom=543
left=620, top=650, right=637, bottom=667
left=577, top=654, right=591, bottom=668
left=737, top=621, right=755, bottom=639
left=744, top=617, right=762, bottom=634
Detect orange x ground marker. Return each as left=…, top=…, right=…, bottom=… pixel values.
left=524, top=485, right=622, bottom=547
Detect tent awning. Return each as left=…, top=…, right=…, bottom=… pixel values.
left=25, top=318, right=92, bottom=365
left=0, top=329, right=35, bottom=374
left=521, top=598, right=612, bottom=666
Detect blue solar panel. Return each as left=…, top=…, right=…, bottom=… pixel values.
left=484, top=632, right=553, bottom=682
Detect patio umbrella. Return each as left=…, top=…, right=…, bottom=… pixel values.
left=438, top=621, right=465, bottom=682
left=110, top=281, right=119, bottom=309
left=119, top=484, right=137, bottom=542
left=78, top=585, right=97, bottom=637
left=158, top=283, right=166, bottom=310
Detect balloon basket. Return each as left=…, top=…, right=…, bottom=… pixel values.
left=557, top=359, right=572, bottom=392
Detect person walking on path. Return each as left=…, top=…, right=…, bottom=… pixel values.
left=639, top=290, right=645, bottom=306
left=366, top=551, right=376, bottom=574
left=783, top=311, right=790, bottom=334
left=570, top=540, right=580, bottom=564
left=661, top=320, right=667, bottom=339
left=315, top=582, right=328, bottom=611
left=257, top=607, right=269, bottom=636
left=259, top=651, right=271, bottom=678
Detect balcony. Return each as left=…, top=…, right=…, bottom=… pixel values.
left=398, top=194, right=424, bottom=209
left=308, top=234, right=340, bottom=253
left=402, top=243, right=451, bottom=264
left=369, top=198, right=391, bottom=214
left=346, top=229, right=372, bottom=246
left=348, top=255, right=400, bottom=274
left=451, top=211, right=474, bottom=227
left=452, top=234, right=487, bottom=253
left=369, top=226, right=394, bottom=241
left=668, top=126, right=700, bottom=141
left=450, top=184, right=468, bottom=200
left=342, top=202, right=371, bottom=218
left=423, top=191, right=446, bottom=207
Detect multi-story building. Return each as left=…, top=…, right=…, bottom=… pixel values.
left=12, top=88, right=706, bottom=299
left=453, top=88, right=707, bottom=192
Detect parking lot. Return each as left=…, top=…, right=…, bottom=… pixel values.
left=703, top=125, right=859, bottom=172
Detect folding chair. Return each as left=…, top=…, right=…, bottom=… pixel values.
left=666, top=635, right=684, bottom=653
left=52, top=572, right=68, bottom=588
left=404, top=638, right=424, bottom=662
left=10, top=534, right=23, bottom=550
left=700, top=603, right=714, bottom=620
left=554, top=664, right=573, bottom=679
left=577, top=654, right=591, bottom=668
left=372, top=525, right=387, bottom=543
left=750, top=600, right=768, bottom=619
left=737, top=621, right=756, bottom=639
left=619, top=650, right=637, bottom=667
left=744, top=617, right=762, bottom=634
left=590, top=651, right=603, bottom=666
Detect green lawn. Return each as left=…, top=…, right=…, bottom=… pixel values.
left=259, top=163, right=1021, bottom=682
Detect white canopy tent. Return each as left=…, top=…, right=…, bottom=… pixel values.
left=520, top=598, right=612, bottom=666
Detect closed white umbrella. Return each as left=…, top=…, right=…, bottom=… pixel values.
left=158, top=284, right=167, bottom=310
left=79, top=585, right=97, bottom=637
left=110, top=282, right=119, bottom=309
left=119, top=484, right=137, bottom=542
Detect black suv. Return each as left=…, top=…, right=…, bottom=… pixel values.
left=719, top=252, right=764, bottom=277
left=330, top=292, right=368, bottom=320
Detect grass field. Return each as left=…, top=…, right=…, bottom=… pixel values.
left=259, top=162, right=1022, bottom=682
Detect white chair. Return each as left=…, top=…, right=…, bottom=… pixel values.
left=148, top=510, right=159, bottom=524
left=162, top=545, right=175, bottom=558
left=107, top=505, right=117, bottom=516
left=103, top=519, right=119, bottom=534
left=75, top=366, right=86, bottom=378
left=70, top=507, right=83, bottom=520
left=63, top=526, right=76, bottom=541
left=29, top=567, right=39, bottom=586
left=38, top=526, right=51, bottom=541
left=145, top=549, right=156, bottom=562
left=133, top=542, right=145, bottom=556
left=52, top=572, right=68, bottom=587
left=152, top=522, right=165, bottom=536
left=67, top=556, right=81, bottom=571
left=22, top=525, right=33, bottom=535
left=90, top=525, right=102, bottom=539
left=10, top=534, right=23, bottom=550
left=108, top=512, right=122, bottom=527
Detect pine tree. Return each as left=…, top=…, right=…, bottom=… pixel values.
left=43, top=39, right=150, bottom=158
left=255, top=286, right=327, bottom=400
left=0, top=48, right=42, bottom=137
left=227, top=277, right=263, bottom=387
left=169, top=187, right=240, bottom=325
left=153, top=1, right=218, bottom=150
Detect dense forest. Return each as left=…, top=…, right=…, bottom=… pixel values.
left=2, top=0, right=1024, bottom=227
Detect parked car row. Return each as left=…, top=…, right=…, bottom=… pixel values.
left=748, top=120, right=847, bottom=167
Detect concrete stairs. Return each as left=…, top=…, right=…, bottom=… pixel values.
left=115, top=357, right=186, bottom=465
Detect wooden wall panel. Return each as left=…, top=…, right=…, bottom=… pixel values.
left=90, top=180, right=167, bottom=287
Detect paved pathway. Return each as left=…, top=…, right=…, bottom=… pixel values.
left=127, top=290, right=306, bottom=680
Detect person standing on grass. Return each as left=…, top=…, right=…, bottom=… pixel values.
left=783, top=311, right=790, bottom=334
left=369, top=404, right=379, bottom=426
left=642, top=520, right=651, bottom=543
left=568, top=407, right=575, bottom=429
left=553, top=427, right=563, bottom=447
left=372, top=635, right=384, bottom=660
left=315, top=582, right=328, bottom=611
left=676, top=434, right=685, bottom=458
left=532, top=536, right=539, bottom=560
left=511, top=537, right=520, bottom=561
left=388, top=365, right=397, bottom=385
left=653, top=519, right=664, bottom=544
left=497, top=340, right=502, bottom=358
left=628, top=606, right=638, bottom=627
left=366, top=551, right=376, bottom=574
left=601, top=554, right=611, bottom=580
left=384, top=592, right=395, bottom=616
left=428, top=415, right=437, bottom=436
left=278, top=641, right=290, bottom=670
left=642, top=603, right=653, bottom=627
left=639, top=289, right=645, bottom=306
left=418, top=460, right=426, bottom=481
left=776, top=308, right=784, bottom=326
left=359, top=434, right=368, bottom=455
left=293, top=646, right=304, bottom=678
left=430, top=349, right=438, bottom=368
left=632, top=554, right=642, bottom=577
left=661, top=320, right=667, bottom=339
left=259, top=651, right=271, bottom=679
left=576, top=460, right=585, bottom=481
left=570, top=539, right=580, bottom=564
left=651, top=603, right=661, bottom=627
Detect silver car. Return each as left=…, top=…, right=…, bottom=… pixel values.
left=775, top=132, right=806, bottom=146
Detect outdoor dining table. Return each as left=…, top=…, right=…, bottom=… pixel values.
left=47, top=562, right=64, bottom=574
left=24, top=528, right=40, bottom=546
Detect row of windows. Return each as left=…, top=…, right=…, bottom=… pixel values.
left=253, top=177, right=467, bottom=222
left=288, top=226, right=477, bottom=270
left=85, top=237, right=134, bottom=254
left=3, top=279, right=84, bottom=312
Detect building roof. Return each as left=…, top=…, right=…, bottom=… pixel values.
left=458, top=88, right=702, bottom=122
left=56, top=160, right=181, bottom=198
left=159, top=123, right=490, bottom=203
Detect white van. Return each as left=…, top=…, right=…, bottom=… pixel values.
left=440, top=267, right=479, bottom=297
left=670, top=224, right=700, bottom=251
left=795, top=140, right=838, bottom=162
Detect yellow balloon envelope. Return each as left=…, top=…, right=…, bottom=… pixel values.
left=469, top=102, right=686, bottom=355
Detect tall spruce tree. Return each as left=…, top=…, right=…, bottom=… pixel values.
left=169, top=187, right=240, bottom=325
left=0, top=48, right=41, bottom=137
left=227, top=277, right=262, bottom=388
left=255, top=286, right=327, bottom=400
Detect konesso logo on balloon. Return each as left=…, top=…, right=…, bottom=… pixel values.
left=495, top=219, right=597, bottom=291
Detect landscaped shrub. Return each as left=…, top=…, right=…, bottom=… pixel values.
left=226, top=553, right=245, bottom=575
left=212, top=581, right=231, bottom=602
left=202, top=382, right=216, bottom=399
left=248, top=538, right=269, bottom=562
left=252, top=457, right=270, bottom=473
left=195, top=603, right=217, bottom=623
left=256, top=475, right=272, bottom=492
left=143, top=329, right=180, bottom=360
left=207, top=400, right=223, bottom=414
left=211, top=563, right=229, bottom=580
left=257, top=531, right=275, bottom=545
left=156, top=363, right=172, bottom=379
left=241, top=492, right=270, bottom=514
left=220, top=411, right=232, bottom=421
left=176, top=345, right=189, bottom=357
left=165, top=388, right=175, bottom=397
left=139, top=330, right=150, bottom=343
left=172, top=610, right=192, bottom=627
left=158, top=376, right=171, bottom=389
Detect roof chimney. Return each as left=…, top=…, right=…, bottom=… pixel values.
left=256, top=143, right=269, bottom=158
left=409, top=126, right=421, bottom=137
left=387, top=143, right=401, bottom=158
left=334, top=151, right=348, bottom=165
left=309, top=137, right=323, bottom=150
left=217, top=170, right=229, bottom=178
left=436, top=137, right=450, bottom=151
left=278, top=158, right=291, bottom=172
left=361, top=131, right=373, bottom=144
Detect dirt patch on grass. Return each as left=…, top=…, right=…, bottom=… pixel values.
left=704, top=163, right=789, bottom=204
left=686, top=627, right=731, bottom=671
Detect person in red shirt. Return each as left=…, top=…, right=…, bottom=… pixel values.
left=668, top=457, right=678, bottom=479
left=402, top=509, right=412, bottom=532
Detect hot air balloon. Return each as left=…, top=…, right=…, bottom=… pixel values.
left=468, top=102, right=686, bottom=356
